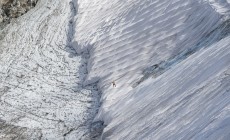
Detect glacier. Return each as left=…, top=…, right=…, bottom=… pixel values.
left=0, top=0, right=230, bottom=139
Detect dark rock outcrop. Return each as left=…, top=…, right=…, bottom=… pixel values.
left=0, top=0, right=38, bottom=23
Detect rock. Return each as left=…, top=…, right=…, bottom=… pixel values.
left=0, top=0, right=38, bottom=24
left=0, top=15, right=3, bottom=22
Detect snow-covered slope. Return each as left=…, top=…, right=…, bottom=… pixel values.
left=74, top=0, right=222, bottom=106
left=72, top=0, right=230, bottom=139
left=1, top=0, right=230, bottom=139
left=101, top=36, right=230, bottom=139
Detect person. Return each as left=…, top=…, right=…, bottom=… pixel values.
left=112, top=81, right=116, bottom=87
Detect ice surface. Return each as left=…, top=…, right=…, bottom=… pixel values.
left=0, top=0, right=101, bottom=139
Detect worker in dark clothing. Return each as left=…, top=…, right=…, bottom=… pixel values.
left=112, top=81, right=116, bottom=87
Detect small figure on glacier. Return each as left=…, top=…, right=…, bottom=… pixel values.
left=112, top=81, right=116, bottom=87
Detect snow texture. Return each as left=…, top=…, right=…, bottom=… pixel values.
left=0, top=0, right=101, bottom=139
left=0, top=0, right=230, bottom=139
